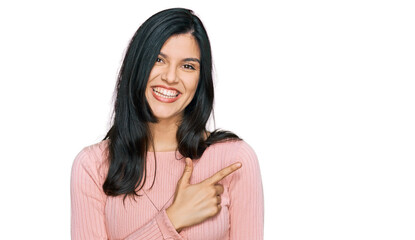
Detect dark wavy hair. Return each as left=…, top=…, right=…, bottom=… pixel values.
left=103, top=8, right=241, bottom=199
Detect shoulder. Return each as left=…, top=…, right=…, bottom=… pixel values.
left=208, top=139, right=256, bottom=154
left=203, top=139, right=261, bottom=188
left=71, top=140, right=109, bottom=183
left=206, top=139, right=258, bottom=165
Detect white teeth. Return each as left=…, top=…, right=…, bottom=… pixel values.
left=152, top=87, right=180, bottom=98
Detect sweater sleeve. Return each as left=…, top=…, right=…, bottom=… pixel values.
left=228, top=141, right=264, bottom=239
left=70, top=147, right=185, bottom=240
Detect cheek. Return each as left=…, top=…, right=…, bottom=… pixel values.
left=146, top=70, right=158, bottom=99
left=145, top=89, right=150, bottom=103
left=147, top=67, right=159, bottom=85
left=145, top=82, right=151, bottom=97
left=185, top=74, right=199, bottom=94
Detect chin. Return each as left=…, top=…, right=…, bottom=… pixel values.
left=152, top=110, right=183, bottom=122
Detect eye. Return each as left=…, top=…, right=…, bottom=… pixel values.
left=183, top=64, right=196, bottom=70
left=156, top=57, right=164, bottom=63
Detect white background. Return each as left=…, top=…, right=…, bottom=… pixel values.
left=1, top=0, right=414, bottom=239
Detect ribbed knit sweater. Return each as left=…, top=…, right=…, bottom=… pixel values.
left=70, top=139, right=264, bottom=239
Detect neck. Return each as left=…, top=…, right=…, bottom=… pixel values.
left=148, top=117, right=180, bottom=152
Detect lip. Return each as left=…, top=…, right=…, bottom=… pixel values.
left=151, top=88, right=182, bottom=103
left=151, top=85, right=181, bottom=94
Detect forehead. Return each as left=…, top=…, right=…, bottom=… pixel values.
left=160, top=33, right=200, bottom=59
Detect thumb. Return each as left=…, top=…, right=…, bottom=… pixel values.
left=178, top=157, right=193, bottom=186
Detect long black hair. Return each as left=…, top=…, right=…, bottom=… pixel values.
left=103, top=8, right=241, bottom=199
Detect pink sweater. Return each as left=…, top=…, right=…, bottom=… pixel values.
left=71, top=139, right=264, bottom=239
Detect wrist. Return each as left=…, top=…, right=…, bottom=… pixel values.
left=166, top=207, right=184, bottom=232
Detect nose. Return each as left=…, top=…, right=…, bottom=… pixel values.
left=161, top=65, right=178, bottom=83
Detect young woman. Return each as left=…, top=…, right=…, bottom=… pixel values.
left=71, top=8, right=264, bottom=240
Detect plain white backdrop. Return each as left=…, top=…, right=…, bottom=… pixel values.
left=1, top=0, right=414, bottom=239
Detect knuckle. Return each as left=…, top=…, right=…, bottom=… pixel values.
left=210, top=188, right=217, bottom=196
left=209, top=206, right=219, bottom=216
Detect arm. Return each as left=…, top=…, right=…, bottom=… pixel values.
left=71, top=146, right=184, bottom=240
left=228, top=141, right=264, bottom=239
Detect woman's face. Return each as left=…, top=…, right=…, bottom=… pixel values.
left=145, top=33, right=201, bottom=122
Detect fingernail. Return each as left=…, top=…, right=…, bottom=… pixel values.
left=236, top=162, right=242, bottom=167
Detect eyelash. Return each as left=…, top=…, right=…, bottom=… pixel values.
left=156, top=57, right=196, bottom=70
left=183, top=64, right=196, bottom=70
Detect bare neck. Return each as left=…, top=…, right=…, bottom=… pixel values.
left=148, top=118, right=180, bottom=152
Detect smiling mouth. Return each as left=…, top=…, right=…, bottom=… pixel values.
left=152, top=87, right=180, bottom=98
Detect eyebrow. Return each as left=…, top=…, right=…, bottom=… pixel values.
left=159, top=52, right=200, bottom=64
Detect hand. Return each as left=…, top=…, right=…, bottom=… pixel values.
left=166, top=157, right=242, bottom=232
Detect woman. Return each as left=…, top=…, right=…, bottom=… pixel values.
left=71, top=8, right=264, bottom=240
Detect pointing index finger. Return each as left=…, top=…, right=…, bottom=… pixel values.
left=204, top=162, right=242, bottom=185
